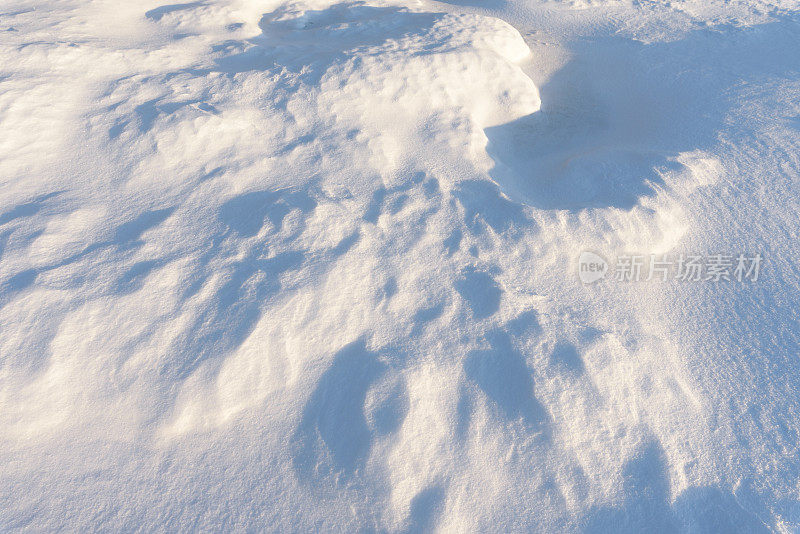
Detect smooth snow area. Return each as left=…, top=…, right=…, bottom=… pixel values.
left=1, top=0, right=800, bottom=530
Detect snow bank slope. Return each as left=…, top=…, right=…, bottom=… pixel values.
left=1, top=0, right=799, bottom=531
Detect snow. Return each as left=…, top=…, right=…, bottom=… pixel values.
left=1, top=0, right=800, bottom=530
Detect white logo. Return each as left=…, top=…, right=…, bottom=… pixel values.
left=578, top=251, right=608, bottom=284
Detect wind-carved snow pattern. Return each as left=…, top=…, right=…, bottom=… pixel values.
left=1, top=0, right=799, bottom=531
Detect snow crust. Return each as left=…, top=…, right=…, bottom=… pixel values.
left=1, top=0, right=800, bottom=530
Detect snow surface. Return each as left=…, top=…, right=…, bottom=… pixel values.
left=1, top=0, right=800, bottom=530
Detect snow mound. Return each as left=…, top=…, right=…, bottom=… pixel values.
left=2, top=0, right=800, bottom=531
